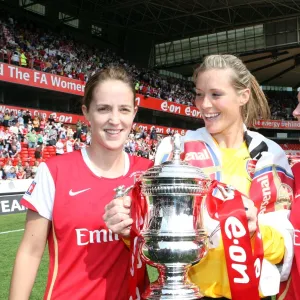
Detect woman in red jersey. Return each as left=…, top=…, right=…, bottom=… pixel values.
left=9, top=67, right=153, bottom=300
left=278, top=93, right=300, bottom=300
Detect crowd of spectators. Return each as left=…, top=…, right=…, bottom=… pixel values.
left=0, top=13, right=194, bottom=106
left=0, top=13, right=298, bottom=118
left=0, top=109, right=163, bottom=180
left=0, top=105, right=298, bottom=181
left=0, top=11, right=298, bottom=182
left=124, top=124, right=162, bottom=160
left=267, top=90, right=297, bottom=120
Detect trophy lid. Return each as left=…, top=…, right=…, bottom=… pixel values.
left=142, top=133, right=208, bottom=180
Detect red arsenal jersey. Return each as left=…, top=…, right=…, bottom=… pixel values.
left=280, top=162, right=300, bottom=300
left=21, top=149, right=153, bottom=300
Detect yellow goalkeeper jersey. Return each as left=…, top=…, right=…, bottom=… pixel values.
left=187, top=142, right=285, bottom=298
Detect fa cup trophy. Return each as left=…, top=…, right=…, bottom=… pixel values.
left=116, top=134, right=211, bottom=299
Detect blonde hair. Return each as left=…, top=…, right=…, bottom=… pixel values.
left=193, top=54, right=270, bottom=126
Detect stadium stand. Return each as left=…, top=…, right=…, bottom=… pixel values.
left=0, top=12, right=299, bottom=181
left=0, top=114, right=162, bottom=180
left=281, top=143, right=300, bottom=156
left=0, top=14, right=195, bottom=106
left=267, top=90, right=297, bottom=120
left=1, top=13, right=297, bottom=115
left=0, top=107, right=298, bottom=181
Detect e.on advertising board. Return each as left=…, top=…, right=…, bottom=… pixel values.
left=0, top=104, right=187, bottom=135
left=1, top=62, right=300, bottom=129
left=0, top=62, right=201, bottom=119
left=132, top=123, right=187, bottom=136
left=0, top=104, right=85, bottom=124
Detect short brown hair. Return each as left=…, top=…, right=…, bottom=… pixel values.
left=82, top=67, right=136, bottom=111
left=193, top=54, right=270, bottom=126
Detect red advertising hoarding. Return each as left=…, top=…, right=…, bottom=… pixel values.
left=253, top=120, right=300, bottom=130
left=0, top=62, right=299, bottom=129
left=0, top=62, right=201, bottom=119
left=133, top=122, right=187, bottom=136
left=0, top=104, right=187, bottom=135
left=135, top=95, right=202, bottom=119
left=0, top=104, right=84, bottom=124
left=0, top=62, right=85, bottom=95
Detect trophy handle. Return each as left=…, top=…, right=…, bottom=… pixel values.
left=114, top=185, right=134, bottom=199
left=171, top=133, right=182, bottom=163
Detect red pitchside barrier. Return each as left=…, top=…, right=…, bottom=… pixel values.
left=0, top=104, right=187, bottom=135
left=0, top=62, right=201, bottom=119
left=0, top=62, right=300, bottom=129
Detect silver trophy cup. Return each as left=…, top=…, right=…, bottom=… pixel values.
left=115, top=134, right=211, bottom=299
left=139, top=134, right=210, bottom=299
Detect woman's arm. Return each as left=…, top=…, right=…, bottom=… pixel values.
left=9, top=210, right=51, bottom=300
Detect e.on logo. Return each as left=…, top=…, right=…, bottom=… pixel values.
left=224, top=216, right=261, bottom=284
left=184, top=106, right=201, bottom=118
left=160, top=101, right=181, bottom=114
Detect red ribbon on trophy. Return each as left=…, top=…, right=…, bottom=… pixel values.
left=206, top=180, right=264, bottom=300
left=128, top=181, right=147, bottom=300
left=129, top=181, right=166, bottom=300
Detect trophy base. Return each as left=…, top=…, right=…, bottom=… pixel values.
left=143, top=282, right=202, bottom=299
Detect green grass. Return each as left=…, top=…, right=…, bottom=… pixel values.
left=0, top=213, right=27, bottom=232
left=0, top=213, right=49, bottom=300
left=147, top=265, right=159, bottom=282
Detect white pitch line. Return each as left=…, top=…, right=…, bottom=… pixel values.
left=0, top=229, right=24, bottom=235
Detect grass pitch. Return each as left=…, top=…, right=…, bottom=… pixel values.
left=0, top=213, right=49, bottom=300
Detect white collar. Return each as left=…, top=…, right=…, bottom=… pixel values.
left=81, top=148, right=130, bottom=177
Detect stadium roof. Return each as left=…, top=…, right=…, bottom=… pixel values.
left=31, top=0, right=300, bottom=42
left=3, top=0, right=300, bottom=86
left=167, top=47, right=300, bottom=88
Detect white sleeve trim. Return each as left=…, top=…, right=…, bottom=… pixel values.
left=259, top=259, right=280, bottom=296
left=258, top=210, right=294, bottom=281
left=154, top=136, right=173, bottom=165
left=22, top=162, right=55, bottom=220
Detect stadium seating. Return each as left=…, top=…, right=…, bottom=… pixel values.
left=1, top=14, right=298, bottom=117
left=0, top=14, right=299, bottom=182
left=0, top=15, right=194, bottom=106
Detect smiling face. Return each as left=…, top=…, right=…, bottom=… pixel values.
left=194, top=68, right=250, bottom=138
left=293, top=92, right=300, bottom=121
left=82, top=79, right=137, bottom=152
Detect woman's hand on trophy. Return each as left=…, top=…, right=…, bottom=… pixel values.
left=217, top=185, right=257, bottom=236
left=103, top=196, right=133, bottom=237
left=241, top=195, right=258, bottom=236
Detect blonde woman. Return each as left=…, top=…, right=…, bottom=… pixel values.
left=104, top=55, right=294, bottom=300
